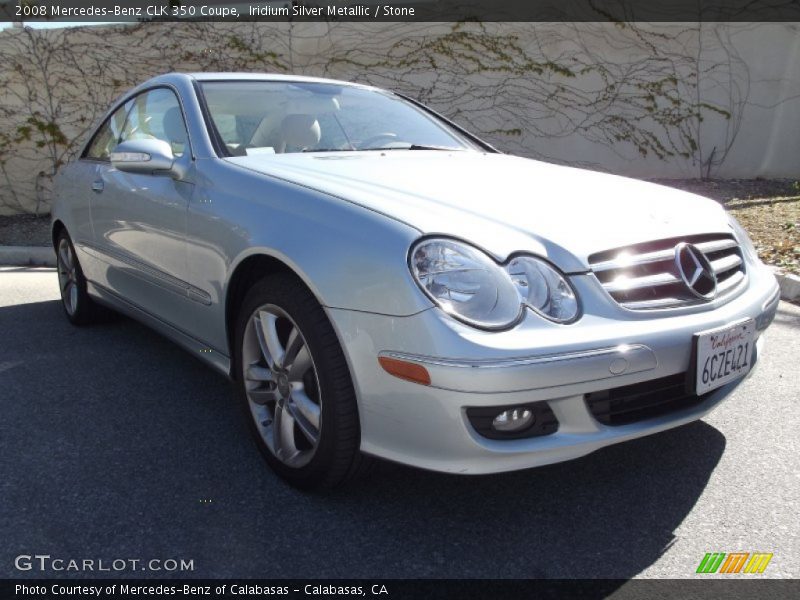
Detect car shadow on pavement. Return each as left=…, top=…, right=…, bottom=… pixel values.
left=342, top=421, right=723, bottom=580
left=0, top=299, right=726, bottom=582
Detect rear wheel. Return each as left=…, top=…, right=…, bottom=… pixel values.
left=56, top=231, right=100, bottom=326
left=234, top=274, right=372, bottom=490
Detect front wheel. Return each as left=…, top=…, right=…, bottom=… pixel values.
left=234, top=274, right=373, bottom=490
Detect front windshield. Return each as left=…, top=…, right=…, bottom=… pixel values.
left=199, top=81, right=476, bottom=156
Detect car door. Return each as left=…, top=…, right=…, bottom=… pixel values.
left=67, top=99, right=133, bottom=284
left=88, top=87, right=198, bottom=334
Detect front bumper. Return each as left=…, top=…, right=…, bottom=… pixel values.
left=327, top=266, right=780, bottom=474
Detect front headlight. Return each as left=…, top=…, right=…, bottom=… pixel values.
left=410, top=238, right=522, bottom=329
left=505, top=255, right=579, bottom=323
left=410, top=238, right=579, bottom=329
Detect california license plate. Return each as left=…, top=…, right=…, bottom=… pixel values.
left=694, top=319, right=756, bottom=395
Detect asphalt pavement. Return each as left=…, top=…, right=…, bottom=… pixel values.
left=1, top=267, right=798, bottom=579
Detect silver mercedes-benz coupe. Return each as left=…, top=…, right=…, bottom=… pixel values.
left=52, top=73, right=780, bottom=489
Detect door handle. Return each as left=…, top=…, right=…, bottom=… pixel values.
left=91, top=180, right=104, bottom=193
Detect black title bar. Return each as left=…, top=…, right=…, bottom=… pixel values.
left=2, top=0, right=800, bottom=23
left=4, top=579, right=800, bottom=600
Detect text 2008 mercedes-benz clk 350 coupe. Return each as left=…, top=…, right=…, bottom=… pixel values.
left=52, top=73, right=780, bottom=489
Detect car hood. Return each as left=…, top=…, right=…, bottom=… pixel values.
left=226, top=151, right=731, bottom=272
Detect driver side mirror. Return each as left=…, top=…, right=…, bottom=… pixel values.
left=110, top=139, right=178, bottom=177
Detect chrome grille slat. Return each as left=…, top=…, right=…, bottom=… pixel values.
left=695, top=239, right=738, bottom=254
left=716, top=269, right=745, bottom=294
left=591, top=248, right=675, bottom=273
left=619, top=297, right=702, bottom=310
left=603, top=271, right=681, bottom=293
left=710, top=254, right=742, bottom=275
left=588, top=234, right=747, bottom=310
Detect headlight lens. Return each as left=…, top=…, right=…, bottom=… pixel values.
left=410, top=239, right=522, bottom=329
left=506, top=256, right=579, bottom=322
left=410, top=238, right=579, bottom=329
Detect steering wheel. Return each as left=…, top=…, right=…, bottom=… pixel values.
left=357, top=133, right=400, bottom=150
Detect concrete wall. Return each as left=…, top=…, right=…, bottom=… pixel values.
left=1, top=21, right=798, bottom=215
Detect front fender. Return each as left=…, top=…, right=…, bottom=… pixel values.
left=187, top=159, right=434, bottom=353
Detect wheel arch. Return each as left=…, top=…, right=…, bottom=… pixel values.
left=224, top=251, right=327, bottom=380
left=51, top=219, right=66, bottom=249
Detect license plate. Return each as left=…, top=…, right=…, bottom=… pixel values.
left=694, top=319, right=756, bottom=395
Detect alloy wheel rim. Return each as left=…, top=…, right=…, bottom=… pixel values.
left=57, top=238, right=78, bottom=315
left=242, top=304, right=322, bottom=468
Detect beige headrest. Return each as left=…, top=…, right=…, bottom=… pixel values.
left=281, top=114, right=321, bottom=149
left=162, top=107, right=187, bottom=144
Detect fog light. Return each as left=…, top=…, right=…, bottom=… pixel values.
left=492, top=408, right=534, bottom=432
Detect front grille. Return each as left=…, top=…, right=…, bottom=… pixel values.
left=586, top=373, right=706, bottom=426
left=588, top=234, right=746, bottom=310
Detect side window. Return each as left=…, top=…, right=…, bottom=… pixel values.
left=84, top=100, right=132, bottom=161
left=120, top=88, right=189, bottom=157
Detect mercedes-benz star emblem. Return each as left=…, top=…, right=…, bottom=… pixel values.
left=674, top=242, right=717, bottom=299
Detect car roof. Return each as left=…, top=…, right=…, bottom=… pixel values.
left=130, top=72, right=371, bottom=90
left=135, top=72, right=380, bottom=95
left=187, top=72, right=358, bottom=85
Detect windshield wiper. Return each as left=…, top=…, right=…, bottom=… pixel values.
left=409, top=144, right=464, bottom=151
left=303, top=144, right=464, bottom=153
left=361, top=144, right=465, bottom=152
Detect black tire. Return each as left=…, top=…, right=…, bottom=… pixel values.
left=234, top=273, right=373, bottom=490
left=55, top=230, right=102, bottom=326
